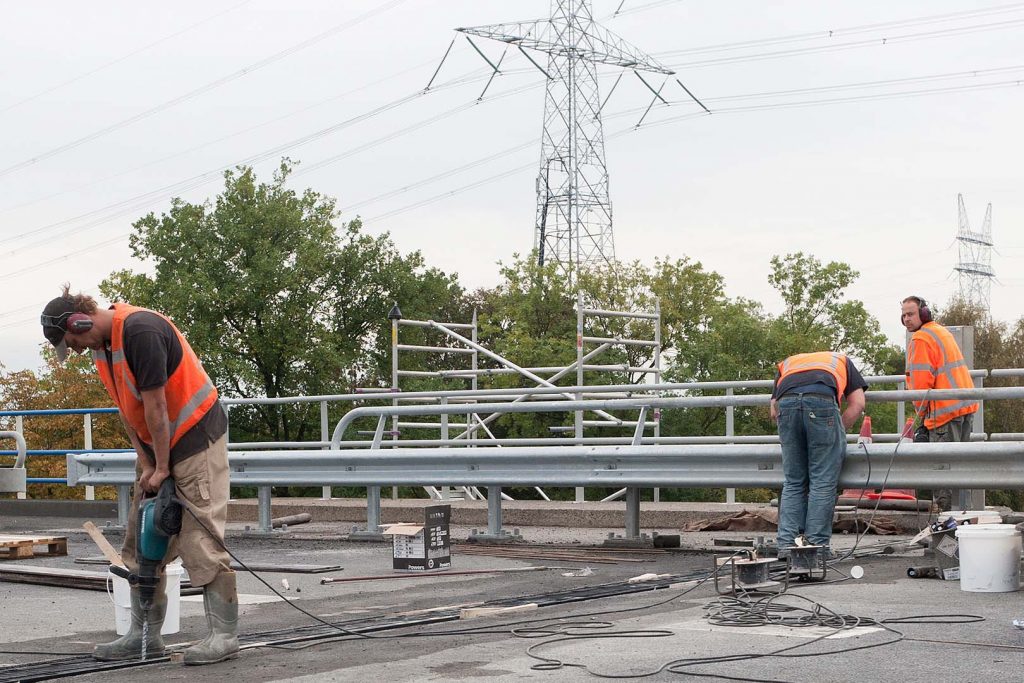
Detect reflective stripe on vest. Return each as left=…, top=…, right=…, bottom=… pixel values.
left=904, top=322, right=978, bottom=429
left=777, top=352, right=848, bottom=400
left=93, top=304, right=218, bottom=449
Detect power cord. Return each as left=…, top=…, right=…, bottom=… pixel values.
left=260, top=563, right=731, bottom=652
left=829, top=392, right=936, bottom=565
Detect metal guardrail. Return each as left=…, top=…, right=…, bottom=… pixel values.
left=68, top=443, right=1024, bottom=489
left=10, top=366, right=1024, bottom=531
left=0, top=431, right=28, bottom=494
left=66, top=441, right=1024, bottom=535
left=329, top=386, right=1024, bottom=447
left=65, top=384, right=1024, bottom=535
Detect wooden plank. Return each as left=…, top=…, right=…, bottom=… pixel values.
left=460, top=603, right=538, bottom=619
left=0, top=564, right=201, bottom=594
left=74, top=556, right=344, bottom=574
left=82, top=521, right=124, bottom=567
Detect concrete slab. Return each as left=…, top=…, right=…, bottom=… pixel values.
left=1, top=509, right=1021, bottom=683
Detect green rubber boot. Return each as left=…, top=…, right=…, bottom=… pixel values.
left=94, top=583, right=167, bottom=661
left=183, top=570, right=239, bottom=665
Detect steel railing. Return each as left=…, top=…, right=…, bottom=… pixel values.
left=63, top=383, right=1024, bottom=535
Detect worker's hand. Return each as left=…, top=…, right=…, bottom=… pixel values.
left=142, top=467, right=171, bottom=494
left=138, top=461, right=155, bottom=488
left=769, top=399, right=779, bottom=423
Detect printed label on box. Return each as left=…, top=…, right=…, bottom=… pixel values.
left=935, top=534, right=959, bottom=558
left=392, top=504, right=451, bottom=571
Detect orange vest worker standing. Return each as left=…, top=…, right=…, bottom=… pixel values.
left=901, top=295, right=978, bottom=511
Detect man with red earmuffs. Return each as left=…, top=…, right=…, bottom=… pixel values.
left=40, top=285, right=238, bottom=665
left=901, top=295, right=979, bottom=512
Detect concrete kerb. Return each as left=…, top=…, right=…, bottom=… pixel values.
left=0, top=497, right=936, bottom=534
left=224, top=498, right=931, bottom=534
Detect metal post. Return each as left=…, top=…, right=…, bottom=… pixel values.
left=117, top=485, right=131, bottom=526
left=625, top=487, right=640, bottom=539
left=258, top=485, right=272, bottom=533
left=487, top=486, right=502, bottom=536
left=15, top=416, right=25, bottom=500
left=470, top=308, right=479, bottom=451
left=725, top=388, right=736, bottom=504
left=575, top=291, right=585, bottom=503
left=321, top=400, right=331, bottom=500
left=366, top=485, right=382, bottom=534
left=897, top=380, right=905, bottom=433
left=653, top=298, right=661, bottom=504
left=82, top=414, right=95, bottom=501
left=469, top=485, right=520, bottom=542
left=440, top=398, right=450, bottom=500
left=391, top=305, right=401, bottom=503
left=967, top=373, right=986, bottom=509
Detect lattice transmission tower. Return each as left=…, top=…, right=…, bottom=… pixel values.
left=455, top=0, right=675, bottom=278
left=954, top=193, right=995, bottom=314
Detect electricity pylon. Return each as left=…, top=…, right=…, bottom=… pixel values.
left=954, top=193, right=995, bottom=314
left=456, top=0, right=675, bottom=279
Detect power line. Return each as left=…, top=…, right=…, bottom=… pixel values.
left=363, top=76, right=1024, bottom=225
left=0, top=55, right=450, bottom=218
left=603, top=0, right=685, bottom=21
left=0, top=0, right=409, bottom=180
left=655, top=2, right=1024, bottom=58
left=0, top=0, right=254, bottom=115
left=0, top=65, right=513, bottom=255
left=342, top=140, right=537, bottom=213
left=293, top=79, right=545, bottom=180
left=661, top=17, right=1024, bottom=70
left=595, top=64, right=1024, bottom=122
left=4, top=64, right=1022, bottom=283
left=636, top=78, right=1024, bottom=127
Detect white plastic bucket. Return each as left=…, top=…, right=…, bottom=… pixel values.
left=107, top=562, right=183, bottom=634
left=955, top=524, right=1022, bottom=593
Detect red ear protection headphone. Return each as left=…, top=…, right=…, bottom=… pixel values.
left=67, top=313, right=93, bottom=332
left=903, top=296, right=932, bottom=325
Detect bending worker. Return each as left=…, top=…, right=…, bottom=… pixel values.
left=40, top=285, right=238, bottom=665
left=901, top=295, right=979, bottom=511
left=770, top=352, right=867, bottom=557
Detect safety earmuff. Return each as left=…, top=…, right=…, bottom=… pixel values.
left=902, top=296, right=932, bottom=325
left=67, top=313, right=93, bottom=332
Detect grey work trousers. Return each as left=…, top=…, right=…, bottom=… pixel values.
left=929, top=414, right=974, bottom=512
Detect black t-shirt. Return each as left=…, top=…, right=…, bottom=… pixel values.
left=772, top=357, right=868, bottom=402
left=116, top=311, right=227, bottom=464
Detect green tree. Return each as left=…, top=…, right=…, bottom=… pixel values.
left=767, top=252, right=898, bottom=372
left=101, top=160, right=466, bottom=443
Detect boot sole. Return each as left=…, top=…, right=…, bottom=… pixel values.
left=184, top=651, right=239, bottom=666
left=93, top=651, right=166, bottom=662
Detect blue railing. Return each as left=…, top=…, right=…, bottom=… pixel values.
left=0, top=407, right=121, bottom=486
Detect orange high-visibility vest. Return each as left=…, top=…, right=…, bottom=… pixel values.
left=905, top=322, right=978, bottom=429
left=93, top=303, right=218, bottom=448
left=777, top=352, right=849, bottom=402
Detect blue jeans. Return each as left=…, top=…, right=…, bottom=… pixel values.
left=776, top=395, right=846, bottom=550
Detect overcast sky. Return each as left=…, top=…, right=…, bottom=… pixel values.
left=1, top=0, right=1021, bottom=375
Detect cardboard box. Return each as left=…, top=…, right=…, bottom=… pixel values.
left=384, top=504, right=451, bottom=571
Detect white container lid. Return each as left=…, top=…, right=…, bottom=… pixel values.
left=956, top=523, right=1020, bottom=538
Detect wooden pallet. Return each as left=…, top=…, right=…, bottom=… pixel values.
left=0, top=535, right=68, bottom=560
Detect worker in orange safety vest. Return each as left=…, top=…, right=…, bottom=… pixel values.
left=771, top=352, right=867, bottom=558
left=901, top=295, right=978, bottom=511
left=40, top=285, right=238, bottom=665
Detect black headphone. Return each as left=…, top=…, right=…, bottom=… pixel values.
left=67, top=313, right=94, bottom=332
left=902, top=296, right=932, bottom=325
